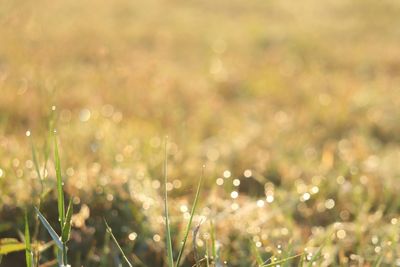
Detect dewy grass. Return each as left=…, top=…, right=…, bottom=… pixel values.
left=175, top=165, right=204, bottom=267
left=25, top=212, right=33, bottom=267
left=54, top=131, right=65, bottom=228
left=34, top=131, right=74, bottom=267
left=104, top=219, right=133, bottom=267
left=164, top=136, right=174, bottom=267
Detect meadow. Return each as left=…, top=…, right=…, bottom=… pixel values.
left=1, top=0, right=400, bottom=266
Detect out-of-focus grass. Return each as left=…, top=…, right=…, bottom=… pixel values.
left=1, top=0, right=400, bottom=266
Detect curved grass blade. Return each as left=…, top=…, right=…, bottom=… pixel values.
left=34, top=207, right=62, bottom=250
left=104, top=219, right=133, bottom=267
left=25, top=212, right=33, bottom=267
left=175, top=165, right=205, bottom=267
left=262, top=253, right=303, bottom=267
left=163, top=137, right=174, bottom=267
left=61, top=198, right=73, bottom=243
left=54, top=133, right=65, bottom=227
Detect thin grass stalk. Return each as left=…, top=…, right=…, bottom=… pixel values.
left=175, top=165, right=204, bottom=267
left=164, top=136, right=174, bottom=267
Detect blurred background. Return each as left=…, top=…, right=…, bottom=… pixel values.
left=1, top=0, right=400, bottom=266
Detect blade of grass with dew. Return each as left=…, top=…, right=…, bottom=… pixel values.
left=298, top=253, right=304, bottom=267
left=61, top=198, right=73, bottom=243
left=34, top=207, right=62, bottom=250
left=30, top=135, right=45, bottom=266
left=163, top=137, right=174, bottom=267
left=205, top=239, right=210, bottom=267
left=209, top=220, right=217, bottom=265
left=262, top=253, right=303, bottom=267
left=250, top=239, right=263, bottom=267
left=372, top=254, right=383, bottom=267
left=104, top=219, right=133, bottom=267
left=175, top=165, right=204, bottom=267
left=306, top=246, right=323, bottom=267
left=54, top=132, right=65, bottom=228
left=282, top=243, right=294, bottom=267
left=25, top=212, right=33, bottom=267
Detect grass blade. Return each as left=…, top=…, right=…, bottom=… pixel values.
left=262, top=253, right=303, bottom=267
left=61, top=198, right=73, bottom=243
left=0, top=238, right=26, bottom=254
left=54, top=132, right=65, bottom=228
left=372, top=253, right=383, bottom=267
left=34, top=207, right=62, bottom=250
left=306, top=246, right=322, bottom=267
left=209, top=220, right=217, bottom=264
left=250, top=240, right=263, bottom=266
left=25, top=212, right=33, bottom=267
left=104, top=219, right=133, bottom=267
left=164, top=137, right=174, bottom=267
left=175, top=165, right=204, bottom=267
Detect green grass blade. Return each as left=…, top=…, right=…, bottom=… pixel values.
left=34, top=207, right=62, bottom=250
left=61, top=198, right=73, bottom=243
left=163, top=137, right=174, bottom=267
left=262, top=254, right=303, bottom=267
left=250, top=240, right=263, bottom=266
left=54, top=132, right=65, bottom=228
left=372, top=254, right=383, bottom=267
left=306, top=246, right=322, bottom=267
left=104, top=219, right=133, bottom=267
left=25, top=212, right=33, bottom=267
left=54, top=132, right=65, bottom=226
left=209, top=220, right=217, bottom=264
left=0, top=239, right=26, bottom=255
left=205, top=240, right=210, bottom=267
left=175, top=165, right=204, bottom=267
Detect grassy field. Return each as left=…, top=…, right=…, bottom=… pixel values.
left=1, top=0, right=400, bottom=266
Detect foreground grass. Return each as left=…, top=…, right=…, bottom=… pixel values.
left=1, top=0, right=400, bottom=266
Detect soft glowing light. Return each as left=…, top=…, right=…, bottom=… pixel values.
left=230, top=191, right=238, bottom=199
left=336, top=229, right=346, bottom=239
left=325, top=199, right=335, bottom=209
left=79, top=109, right=91, bottom=122
left=223, top=170, right=231, bottom=178
left=244, top=169, right=252, bottom=178
left=216, top=178, right=224, bottom=185
left=153, top=234, right=161, bottom=242
left=266, top=195, right=274, bottom=203
left=180, top=205, right=188, bottom=213
left=128, top=232, right=137, bottom=241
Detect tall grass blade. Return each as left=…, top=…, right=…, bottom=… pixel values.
left=104, top=219, right=133, bottom=267
left=25, top=212, right=33, bottom=267
left=61, top=199, right=73, bottom=243
left=372, top=254, right=383, bottom=267
left=209, top=220, right=217, bottom=265
left=163, top=137, right=174, bottom=267
left=250, top=240, right=263, bottom=266
left=175, top=165, right=204, bottom=267
left=34, top=207, right=62, bottom=250
left=54, top=132, right=65, bottom=227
